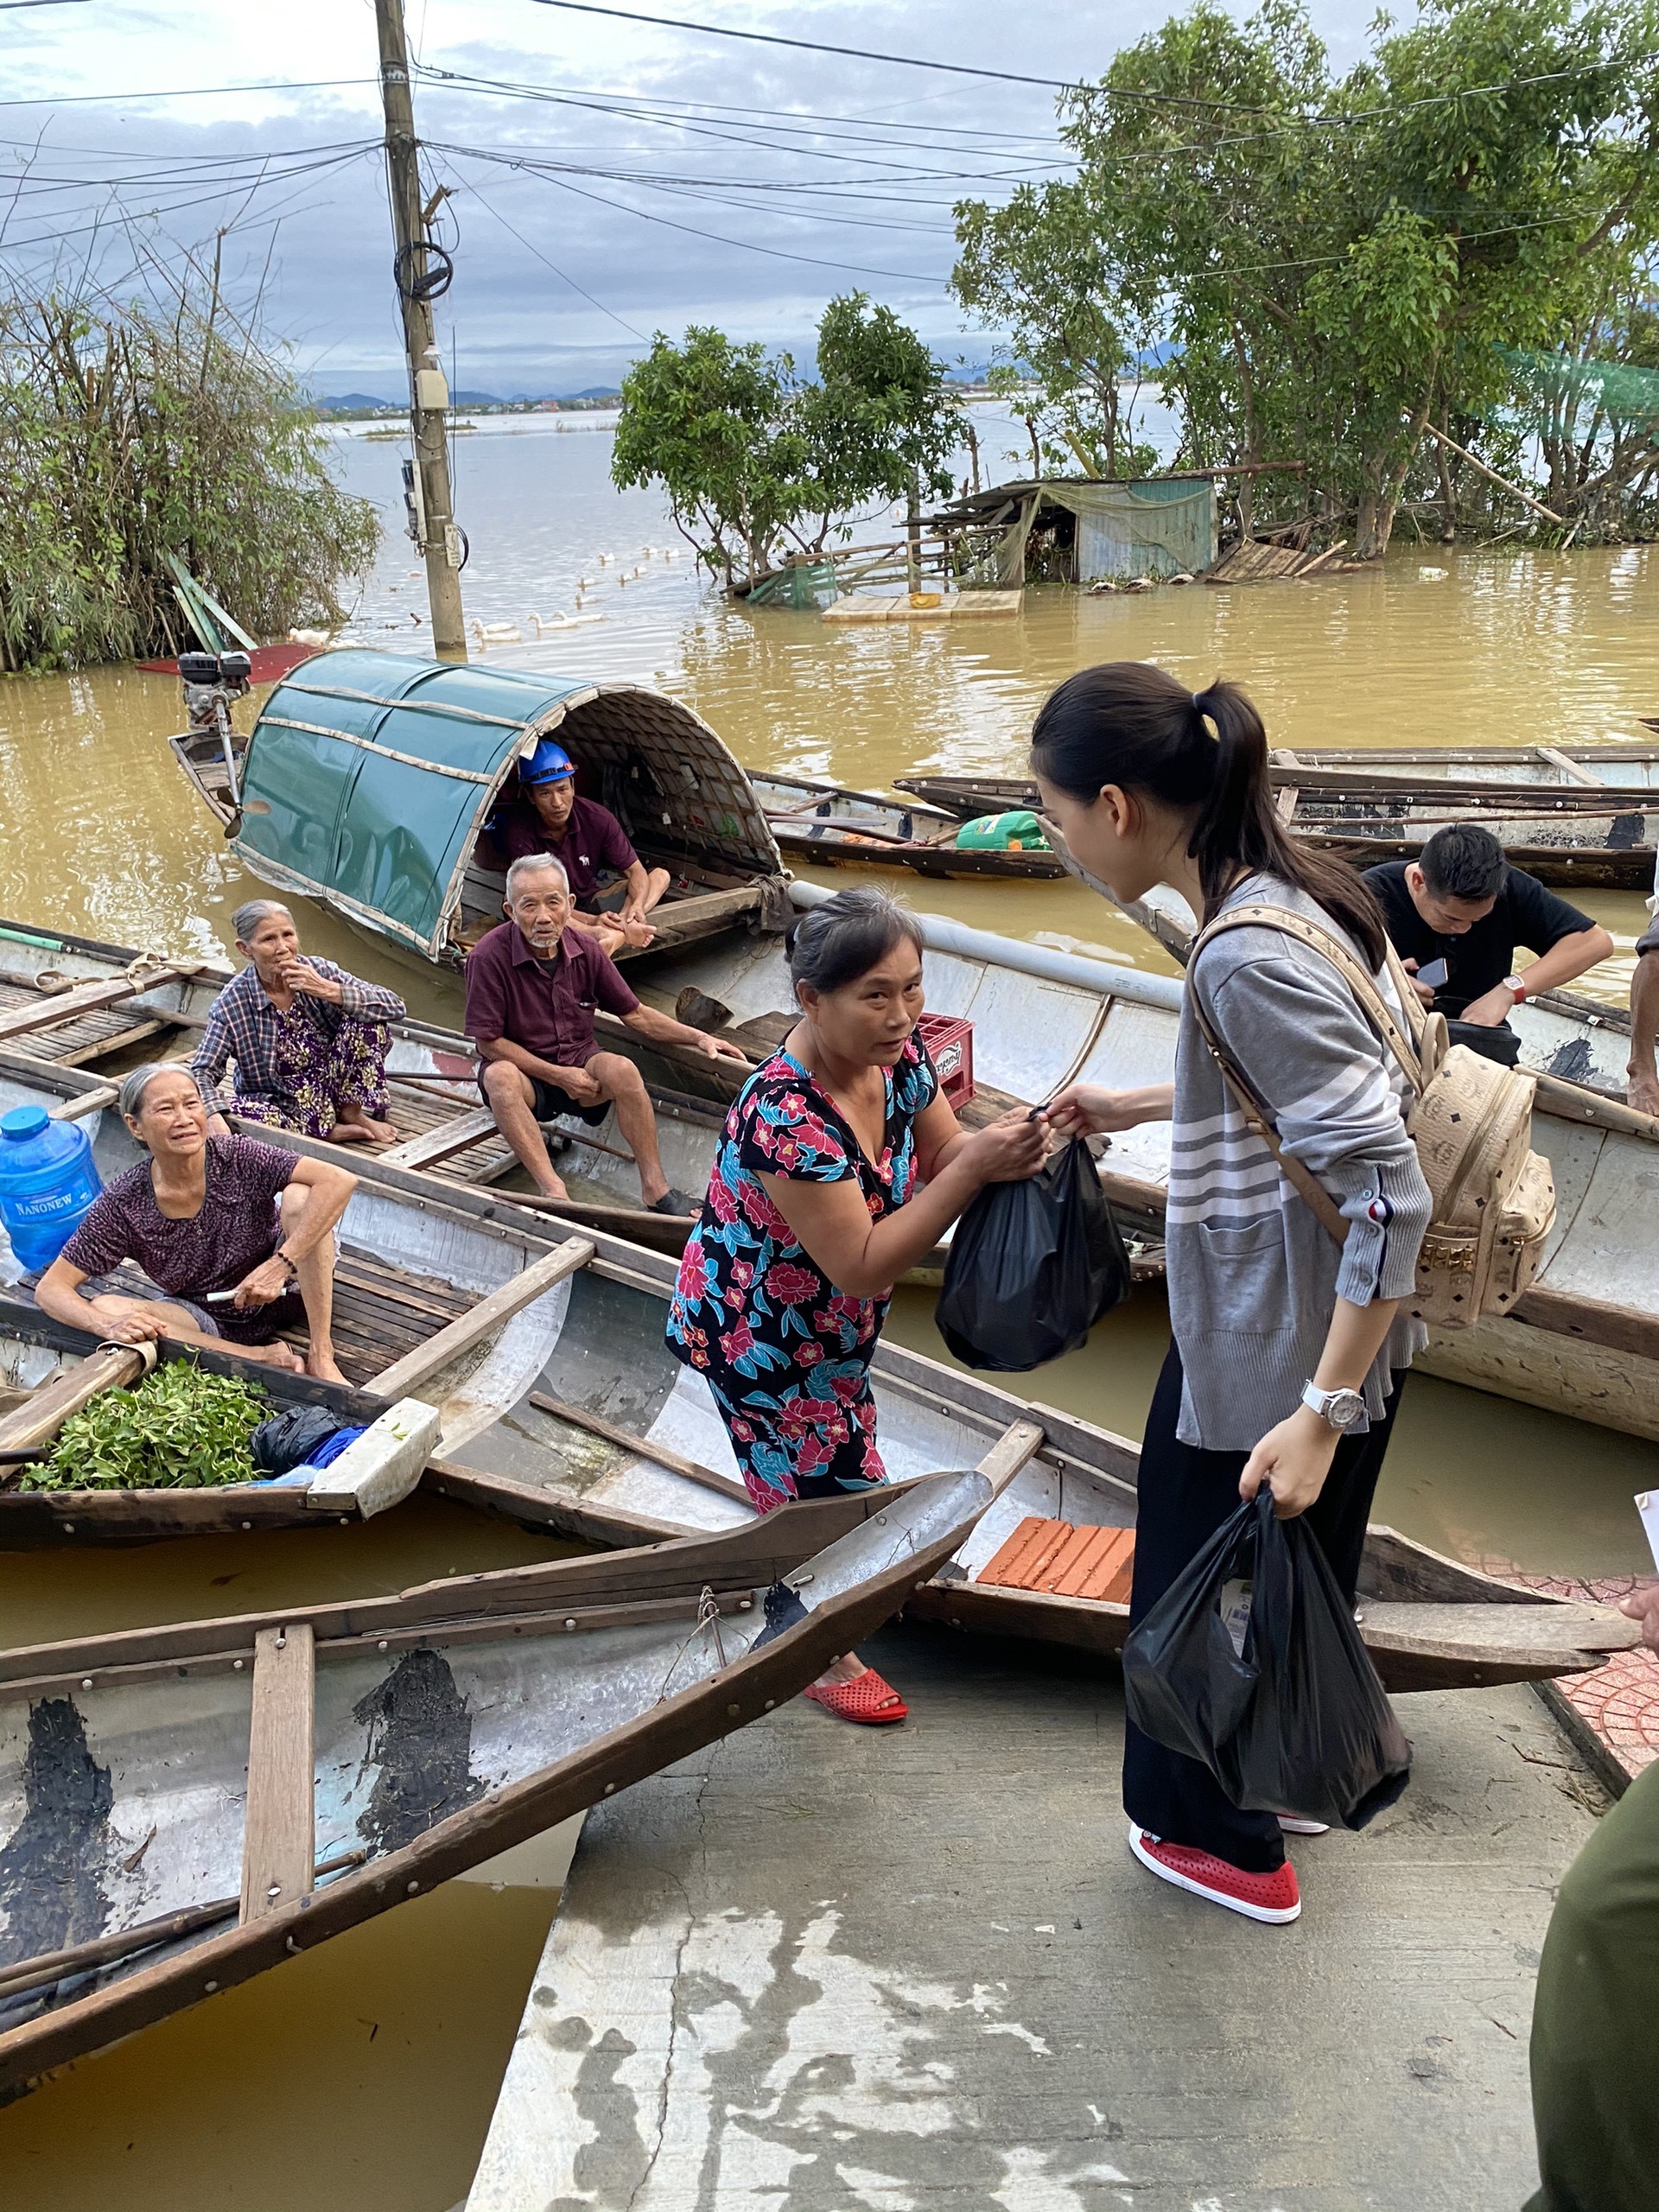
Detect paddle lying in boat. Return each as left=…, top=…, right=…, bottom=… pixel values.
left=896, top=754, right=1659, bottom=889
left=0, top=1309, right=442, bottom=1545
left=0, top=1463, right=1000, bottom=2097
left=750, top=770, right=1065, bottom=881
left=423, top=1228, right=1636, bottom=1698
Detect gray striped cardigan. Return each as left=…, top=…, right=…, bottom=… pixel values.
left=1166, top=874, right=1432, bottom=1450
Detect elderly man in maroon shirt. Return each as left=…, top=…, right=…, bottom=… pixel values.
left=475, top=735, right=671, bottom=952
left=467, top=853, right=747, bottom=1211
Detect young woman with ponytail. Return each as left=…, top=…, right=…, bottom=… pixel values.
left=1033, top=663, right=1432, bottom=1925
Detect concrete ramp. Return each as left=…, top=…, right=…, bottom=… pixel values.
left=467, top=1624, right=1601, bottom=2211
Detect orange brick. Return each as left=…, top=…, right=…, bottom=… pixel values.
left=1077, top=1528, right=1136, bottom=1602
left=979, top=1516, right=1061, bottom=1590
left=1046, top=1524, right=1116, bottom=1596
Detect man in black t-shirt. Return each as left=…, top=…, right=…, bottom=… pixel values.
left=1363, top=823, right=1612, bottom=1036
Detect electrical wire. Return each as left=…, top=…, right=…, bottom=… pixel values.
left=453, top=162, right=650, bottom=340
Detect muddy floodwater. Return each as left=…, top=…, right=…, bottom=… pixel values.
left=3, top=411, right=1658, bottom=2206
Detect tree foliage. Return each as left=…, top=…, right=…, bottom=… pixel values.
left=951, top=0, right=1659, bottom=555
left=0, top=269, right=378, bottom=672
left=612, top=295, right=957, bottom=580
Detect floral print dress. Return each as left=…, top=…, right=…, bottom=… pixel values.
left=666, top=1034, right=939, bottom=1513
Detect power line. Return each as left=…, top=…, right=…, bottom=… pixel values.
left=450, top=162, right=651, bottom=340
left=525, top=0, right=1084, bottom=95
left=0, top=78, right=377, bottom=110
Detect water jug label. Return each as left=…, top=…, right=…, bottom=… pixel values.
left=12, top=1189, right=82, bottom=1220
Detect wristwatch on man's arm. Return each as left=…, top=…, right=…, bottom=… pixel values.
left=1503, top=973, right=1527, bottom=1004
left=1300, top=1381, right=1365, bottom=1432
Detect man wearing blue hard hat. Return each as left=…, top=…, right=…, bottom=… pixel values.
left=476, top=736, right=671, bottom=950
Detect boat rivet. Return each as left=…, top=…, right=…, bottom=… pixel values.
left=407, top=1880, right=420, bottom=1894
left=61, top=1523, right=74, bottom=1535
left=204, top=1980, right=218, bottom=1993
left=764, top=1699, right=774, bottom=1711
left=285, top=1936, right=302, bottom=1955
left=603, top=1782, right=615, bottom=1794
left=875, top=1513, right=887, bottom=1525
left=80, top=1677, right=92, bottom=1690
left=340, top=1516, right=350, bottom=1525
left=738, top=1598, right=752, bottom=1611
left=241, top=1522, right=251, bottom=1531
left=233, top=1659, right=245, bottom=1670
left=267, top=1883, right=282, bottom=1901
left=727, top=1702, right=740, bottom=1717
left=564, top=1618, right=577, bottom=1630
left=378, top=1640, right=389, bottom=1651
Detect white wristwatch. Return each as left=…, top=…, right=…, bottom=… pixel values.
left=1301, top=1381, right=1365, bottom=1432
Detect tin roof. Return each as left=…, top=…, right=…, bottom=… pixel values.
left=238, top=649, right=781, bottom=957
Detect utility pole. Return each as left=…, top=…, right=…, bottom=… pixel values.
left=375, top=0, right=467, bottom=657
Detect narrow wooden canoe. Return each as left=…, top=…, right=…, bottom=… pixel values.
left=0, top=918, right=1169, bottom=1285
left=751, top=770, right=1065, bottom=881
left=896, top=753, right=1659, bottom=889
left=0, top=1052, right=594, bottom=1458
left=413, top=1228, right=1634, bottom=1700
left=0, top=1309, right=443, bottom=1547
left=0, top=1465, right=996, bottom=2096
left=10, top=900, right=1659, bottom=1444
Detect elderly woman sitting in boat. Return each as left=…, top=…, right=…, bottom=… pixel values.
left=190, top=900, right=408, bottom=1145
left=35, top=1063, right=356, bottom=1381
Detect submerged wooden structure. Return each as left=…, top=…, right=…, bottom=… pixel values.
left=0, top=1467, right=995, bottom=2096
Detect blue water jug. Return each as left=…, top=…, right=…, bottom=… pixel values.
left=0, top=1105, right=104, bottom=1272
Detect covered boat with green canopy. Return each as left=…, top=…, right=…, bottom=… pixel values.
left=168, top=648, right=786, bottom=968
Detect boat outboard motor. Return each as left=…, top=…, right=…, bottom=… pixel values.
left=179, top=651, right=253, bottom=814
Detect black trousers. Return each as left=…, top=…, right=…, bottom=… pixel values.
left=1122, top=1341, right=1407, bottom=1872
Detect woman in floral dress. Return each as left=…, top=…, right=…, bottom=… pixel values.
left=667, top=887, right=1047, bottom=1722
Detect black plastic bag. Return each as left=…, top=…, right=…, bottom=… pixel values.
left=934, top=1137, right=1130, bottom=1371
left=1122, top=1490, right=1412, bottom=1830
left=251, top=1403, right=344, bottom=1477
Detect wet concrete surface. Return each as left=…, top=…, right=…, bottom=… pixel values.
left=468, top=1620, right=1603, bottom=2211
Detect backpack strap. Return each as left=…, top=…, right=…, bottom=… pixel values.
left=1185, top=901, right=1427, bottom=1252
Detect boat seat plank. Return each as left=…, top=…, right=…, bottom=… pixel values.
left=368, top=1236, right=594, bottom=1399
left=238, top=1624, right=315, bottom=1923
left=380, top=1106, right=501, bottom=1171
left=0, top=969, right=186, bottom=1044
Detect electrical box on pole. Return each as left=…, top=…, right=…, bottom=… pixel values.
left=375, top=0, right=467, bottom=657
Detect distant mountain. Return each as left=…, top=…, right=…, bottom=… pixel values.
left=314, top=391, right=399, bottom=412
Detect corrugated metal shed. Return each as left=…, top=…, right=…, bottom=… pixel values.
left=239, top=650, right=781, bottom=959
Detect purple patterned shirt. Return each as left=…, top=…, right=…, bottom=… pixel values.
left=190, top=959, right=405, bottom=1107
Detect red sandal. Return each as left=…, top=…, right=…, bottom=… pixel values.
left=802, top=1669, right=908, bottom=1725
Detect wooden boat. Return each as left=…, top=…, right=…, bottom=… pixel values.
left=0, top=1464, right=997, bottom=2096
left=750, top=770, right=1065, bottom=881
left=403, top=1229, right=1636, bottom=1698
left=9, top=887, right=1659, bottom=1444
left=896, top=749, right=1659, bottom=890
left=0, top=918, right=1167, bottom=1287
left=165, top=647, right=787, bottom=971
left=0, top=1051, right=595, bottom=1463
left=0, top=1309, right=443, bottom=1548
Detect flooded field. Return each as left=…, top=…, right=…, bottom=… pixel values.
left=3, top=410, right=1657, bottom=2206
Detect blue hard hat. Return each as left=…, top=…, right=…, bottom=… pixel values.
left=520, top=737, right=575, bottom=786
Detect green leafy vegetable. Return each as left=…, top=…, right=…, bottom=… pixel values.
left=23, top=1362, right=270, bottom=1491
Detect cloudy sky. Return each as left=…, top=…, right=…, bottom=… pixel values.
left=0, top=0, right=1391, bottom=394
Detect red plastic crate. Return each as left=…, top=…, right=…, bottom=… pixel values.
left=916, top=1011, right=975, bottom=1108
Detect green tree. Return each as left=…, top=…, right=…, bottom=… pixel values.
left=0, top=282, right=378, bottom=672
left=952, top=0, right=1659, bottom=556
left=613, top=297, right=958, bottom=582
left=610, top=326, right=807, bottom=586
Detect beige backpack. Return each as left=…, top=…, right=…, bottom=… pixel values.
left=1189, top=903, right=1555, bottom=1330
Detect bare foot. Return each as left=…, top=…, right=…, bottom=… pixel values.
left=323, top=1121, right=378, bottom=1146
left=363, top=1116, right=398, bottom=1143
left=245, top=1340, right=305, bottom=1374
left=305, top=1345, right=347, bottom=1383
left=534, top=1177, right=571, bottom=1203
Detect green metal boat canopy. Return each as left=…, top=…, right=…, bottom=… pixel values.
left=238, top=650, right=782, bottom=957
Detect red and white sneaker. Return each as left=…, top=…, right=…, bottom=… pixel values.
left=1276, top=1815, right=1330, bottom=1837
left=1128, top=1823, right=1301, bottom=1923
